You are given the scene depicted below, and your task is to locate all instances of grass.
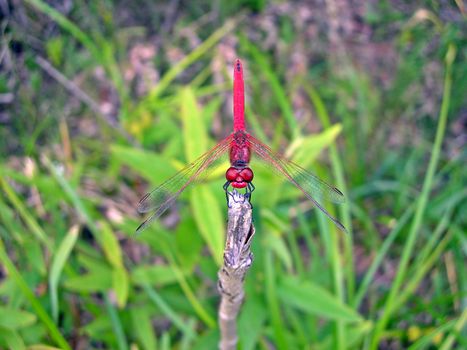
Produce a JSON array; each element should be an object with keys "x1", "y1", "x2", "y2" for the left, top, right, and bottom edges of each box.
[{"x1": 1, "y1": 1, "x2": 465, "y2": 349}]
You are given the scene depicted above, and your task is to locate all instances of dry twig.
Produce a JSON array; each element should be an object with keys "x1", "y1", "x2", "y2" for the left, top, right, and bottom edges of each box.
[{"x1": 217, "y1": 190, "x2": 255, "y2": 350}]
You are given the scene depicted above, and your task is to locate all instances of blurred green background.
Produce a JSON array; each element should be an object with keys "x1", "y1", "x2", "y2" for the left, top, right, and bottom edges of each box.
[{"x1": 0, "y1": 0, "x2": 465, "y2": 349}]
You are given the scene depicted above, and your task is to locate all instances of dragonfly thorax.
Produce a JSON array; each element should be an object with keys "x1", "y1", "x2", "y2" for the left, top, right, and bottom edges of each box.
[{"x1": 230, "y1": 131, "x2": 251, "y2": 165}]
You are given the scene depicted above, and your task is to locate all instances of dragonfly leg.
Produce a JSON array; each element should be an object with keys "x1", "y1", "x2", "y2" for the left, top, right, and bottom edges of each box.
[
  {"x1": 245, "y1": 182, "x2": 255, "y2": 202},
  {"x1": 223, "y1": 181, "x2": 233, "y2": 207}
]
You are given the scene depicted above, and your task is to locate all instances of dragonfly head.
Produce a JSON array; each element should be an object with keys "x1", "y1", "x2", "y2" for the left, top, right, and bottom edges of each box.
[{"x1": 226, "y1": 166, "x2": 254, "y2": 188}]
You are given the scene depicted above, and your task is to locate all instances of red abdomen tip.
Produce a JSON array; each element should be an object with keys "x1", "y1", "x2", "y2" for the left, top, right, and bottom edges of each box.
[{"x1": 235, "y1": 59, "x2": 242, "y2": 72}]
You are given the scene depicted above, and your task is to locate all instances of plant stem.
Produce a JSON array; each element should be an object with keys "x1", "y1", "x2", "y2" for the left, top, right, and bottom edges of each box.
[{"x1": 218, "y1": 190, "x2": 255, "y2": 350}]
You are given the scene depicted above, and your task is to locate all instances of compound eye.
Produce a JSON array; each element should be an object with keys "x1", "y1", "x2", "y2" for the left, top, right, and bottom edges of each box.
[
  {"x1": 240, "y1": 168, "x2": 254, "y2": 182},
  {"x1": 225, "y1": 167, "x2": 238, "y2": 181}
]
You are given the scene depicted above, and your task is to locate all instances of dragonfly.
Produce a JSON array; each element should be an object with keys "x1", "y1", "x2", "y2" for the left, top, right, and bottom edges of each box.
[{"x1": 137, "y1": 59, "x2": 345, "y2": 233}]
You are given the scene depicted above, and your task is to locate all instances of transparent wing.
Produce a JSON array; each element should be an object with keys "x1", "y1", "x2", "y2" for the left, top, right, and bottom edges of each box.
[
  {"x1": 247, "y1": 134, "x2": 346, "y2": 232},
  {"x1": 136, "y1": 134, "x2": 233, "y2": 233}
]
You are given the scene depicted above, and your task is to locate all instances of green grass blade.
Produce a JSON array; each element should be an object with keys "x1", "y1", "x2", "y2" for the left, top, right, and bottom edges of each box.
[
  {"x1": 353, "y1": 204, "x2": 415, "y2": 308},
  {"x1": 0, "y1": 308, "x2": 36, "y2": 329},
  {"x1": 278, "y1": 276, "x2": 363, "y2": 322},
  {"x1": 393, "y1": 228, "x2": 454, "y2": 311},
  {"x1": 95, "y1": 221, "x2": 129, "y2": 307},
  {"x1": 104, "y1": 294, "x2": 128, "y2": 350},
  {"x1": 95, "y1": 221, "x2": 124, "y2": 269},
  {"x1": 25, "y1": 0, "x2": 100, "y2": 60},
  {"x1": 0, "y1": 326, "x2": 26, "y2": 350},
  {"x1": 407, "y1": 319, "x2": 456, "y2": 350},
  {"x1": 264, "y1": 249, "x2": 288, "y2": 349},
  {"x1": 316, "y1": 212, "x2": 346, "y2": 349},
  {"x1": 160, "y1": 332, "x2": 171, "y2": 350},
  {"x1": 179, "y1": 318, "x2": 197, "y2": 350},
  {"x1": 162, "y1": 245, "x2": 216, "y2": 328},
  {"x1": 181, "y1": 87, "x2": 208, "y2": 160},
  {"x1": 112, "y1": 267, "x2": 129, "y2": 309},
  {"x1": 49, "y1": 225, "x2": 79, "y2": 322},
  {"x1": 180, "y1": 87, "x2": 224, "y2": 264},
  {"x1": 146, "y1": 16, "x2": 242, "y2": 101},
  {"x1": 305, "y1": 84, "x2": 355, "y2": 300},
  {"x1": 130, "y1": 308, "x2": 158, "y2": 350},
  {"x1": 238, "y1": 299, "x2": 267, "y2": 350},
  {"x1": 0, "y1": 238, "x2": 71, "y2": 350},
  {"x1": 42, "y1": 156, "x2": 96, "y2": 232},
  {"x1": 242, "y1": 38, "x2": 300, "y2": 139},
  {"x1": 190, "y1": 187, "x2": 224, "y2": 266},
  {"x1": 0, "y1": 177, "x2": 51, "y2": 249},
  {"x1": 25, "y1": 0, "x2": 129, "y2": 116},
  {"x1": 142, "y1": 284, "x2": 196, "y2": 339},
  {"x1": 369, "y1": 44, "x2": 457, "y2": 349},
  {"x1": 438, "y1": 308, "x2": 467, "y2": 350}
]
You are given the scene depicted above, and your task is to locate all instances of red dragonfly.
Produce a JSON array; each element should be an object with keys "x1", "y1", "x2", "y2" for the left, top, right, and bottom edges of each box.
[{"x1": 137, "y1": 59, "x2": 345, "y2": 233}]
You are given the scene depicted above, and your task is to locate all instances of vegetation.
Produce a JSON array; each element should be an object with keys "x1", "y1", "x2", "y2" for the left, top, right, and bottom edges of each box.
[{"x1": 0, "y1": 1, "x2": 465, "y2": 349}]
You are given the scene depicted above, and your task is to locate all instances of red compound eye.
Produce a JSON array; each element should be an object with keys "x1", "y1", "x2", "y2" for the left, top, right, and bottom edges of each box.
[
  {"x1": 225, "y1": 167, "x2": 238, "y2": 182},
  {"x1": 240, "y1": 168, "x2": 253, "y2": 182},
  {"x1": 226, "y1": 167, "x2": 253, "y2": 184}
]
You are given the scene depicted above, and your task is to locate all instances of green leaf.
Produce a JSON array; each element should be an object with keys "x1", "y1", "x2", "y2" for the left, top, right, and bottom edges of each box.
[
  {"x1": 175, "y1": 219, "x2": 204, "y2": 269},
  {"x1": 96, "y1": 221, "x2": 123, "y2": 269},
  {"x1": 264, "y1": 233, "x2": 293, "y2": 272},
  {"x1": 238, "y1": 298, "x2": 267, "y2": 350},
  {"x1": 131, "y1": 265, "x2": 188, "y2": 286},
  {"x1": 64, "y1": 272, "x2": 112, "y2": 292},
  {"x1": 77, "y1": 253, "x2": 110, "y2": 275},
  {"x1": 110, "y1": 144, "x2": 176, "y2": 184},
  {"x1": 42, "y1": 156, "x2": 95, "y2": 231},
  {"x1": 0, "y1": 326, "x2": 25, "y2": 350},
  {"x1": 0, "y1": 178, "x2": 50, "y2": 248},
  {"x1": 278, "y1": 276, "x2": 363, "y2": 322},
  {"x1": 25, "y1": 240, "x2": 46, "y2": 276},
  {"x1": 104, "y1": 294, "x2": 129, "y2": 350},
  {"x1": 82, "y1": 314, "x2": 112, "y2": 338},
  {"x1": 0, "y1": 308, "x2": 37, "y2": 329},
  {"x1": 49, "y1": 225, "x2": 79, "y2": 322},
  {"x1": 130, "y1": 308, "x2": 158, "y2": 350},
  {"x1": 112, "y1": 268, "x2": 129, "y2": 308},
  {"x1": 160, "y1": 332, "x2": 171, "y2": 350},
  {"x1": 45, "y1": 37, "x2": 64, "y2": 66},
  {"x1": 190, "y1": 186, "x2": 224, "y2": 266},
  {"x1": 180, "y1": 87, "x2": 207, "y2": 161},
  {"x1": 191, "y1": 329, "x2": 219, "y2": 350},
  {"x1": 264, "y1": 250, "x2": 287, "y2": 349},
  {"x1": 142, "y1": 284, "x2": 195, "y2": 339},
  {"x1": 179, "y1": 87, "x2": 225, "y2": 264},
  {"x1": 0, "y1": 238, "x2": 71, "y2": 350},
  {"x1": 347, "y1": 321, "x2": 373, "y2": 347},
  {"x1": 289, "y1": 124, "x2": 342, "y2": 167}
]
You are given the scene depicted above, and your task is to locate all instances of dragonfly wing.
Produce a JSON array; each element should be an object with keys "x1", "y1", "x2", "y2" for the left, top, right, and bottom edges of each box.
[
  {"x1": 136, "y1": 134, "x2": 232, "y2": 232},
  {"x1": 136, "y1": 195, "x2": 178, "y2": 233},
  {"x1": 247, "y1": 134, "x2": 346, "y2": 232},
  {"x1": 247, "y1": 134, "x2": 344, "y2": 203},
  {"x1": 277, "y1": 160, "x2": 345, "y2": 203}
]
